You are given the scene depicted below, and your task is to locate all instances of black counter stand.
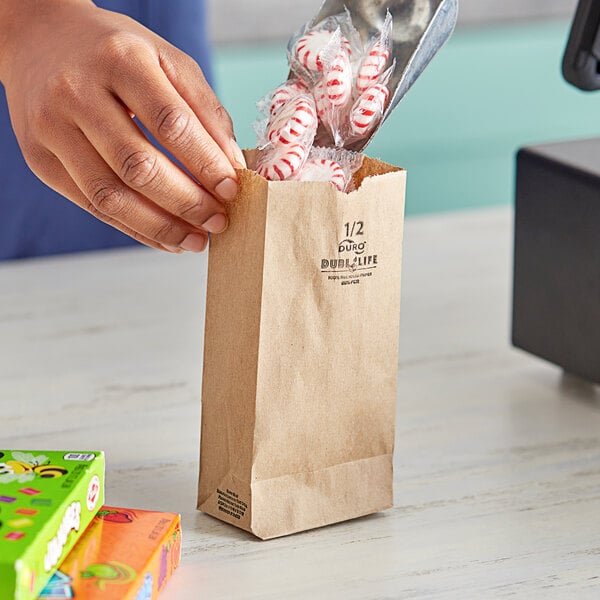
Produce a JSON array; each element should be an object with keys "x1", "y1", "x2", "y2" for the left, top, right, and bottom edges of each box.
[
  {"x1": 512, "y1": 140, "x2": 600, "y2": 384},
  {"x1": 512, "y1": 2, "x2": 600, "y2": 384}
]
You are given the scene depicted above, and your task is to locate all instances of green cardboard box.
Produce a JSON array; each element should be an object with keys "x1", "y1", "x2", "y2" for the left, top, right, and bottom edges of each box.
[{"x1": 0, "y1": 451, "x2": 105, "y2": 600}]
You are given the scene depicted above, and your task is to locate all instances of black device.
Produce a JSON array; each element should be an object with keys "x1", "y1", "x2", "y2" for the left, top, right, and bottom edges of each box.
[
  {"x1": 563, "y1": 0, "x2": 600, "y2": 91},
  {"x1": 512, "y1": 3, "x2": 600, "y2": 383},
  {"x1": 513, "y1": 140, "x2": 600, "y2": 384}
]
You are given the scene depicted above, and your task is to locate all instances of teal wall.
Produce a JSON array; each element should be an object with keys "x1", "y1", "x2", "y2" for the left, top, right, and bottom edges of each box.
[{"x1": 214, "y1": 20, "x2": 600, "y2": 215}]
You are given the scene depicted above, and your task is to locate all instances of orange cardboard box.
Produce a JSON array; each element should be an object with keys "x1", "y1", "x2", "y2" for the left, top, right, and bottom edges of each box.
[{"x1": 39, "y1": 506, "x2": 181, "y2": 599}]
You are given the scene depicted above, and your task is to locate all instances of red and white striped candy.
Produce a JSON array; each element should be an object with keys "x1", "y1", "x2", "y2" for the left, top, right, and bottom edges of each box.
[
  {"x1": 269, "y1": 81, "x2": 307, "y2": 117},
  {"x1": 267, "y1": 96, "x2": 317, "y2": 146},
  {"x1": 325, "y1": 49, "x2": 352, "y2": 106},
  {"x1": 295, "y1": 30, "x2": 334, "y2": 72},
  {"x1": 295, "y1": 30, "x2": 351, "y2": 72},
  {"x1": 350, "y1": 84, "x2": 390, "y2": 136},
  {"x1": 313, "y1": 79, "x2": 330, "y2": 121},
  {"x1": 257, "y1": 144, "x2": 308, "y2": 181},
  {"x1": 297, "y1": 158, "x2": 346, "y2": 191},
  {"x1": 356, "y1": 41, "x2": 391, "y2": 93}
]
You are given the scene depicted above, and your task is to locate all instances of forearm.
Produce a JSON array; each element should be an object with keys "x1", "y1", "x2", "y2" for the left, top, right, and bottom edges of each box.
[
  {"x1": 0, "y1": 0, "x2": 23, "y2": 80},
  {"x1": 0, "y1": 0, "x2": 94, "y2": 82}
]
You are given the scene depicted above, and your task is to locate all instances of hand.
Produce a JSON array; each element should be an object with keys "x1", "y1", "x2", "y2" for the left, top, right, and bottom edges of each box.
[{"x1": 0, "y1": 0, "x2": 246, "y2": 253}]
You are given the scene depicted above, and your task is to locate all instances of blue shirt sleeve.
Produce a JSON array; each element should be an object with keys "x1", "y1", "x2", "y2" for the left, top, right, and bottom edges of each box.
[{"x1": 0, "y1": 0, "x2": 213, "y2": 260}]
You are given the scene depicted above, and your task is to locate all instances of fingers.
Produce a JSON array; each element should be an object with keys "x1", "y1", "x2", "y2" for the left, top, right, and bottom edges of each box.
[
  {"x1": 37, "y1": 127, "x2": 210, "y2": 253},
  {"x1": 157, "y1": 44, "x2": 247, "y2": 170},
  {"x1": 109, "y1": 47, "x2": 242, "y2": 202},
  {"x1": 30, "y1": 150, "x2": 183, "y2": 253},
  {"x1": 74, "y1": 91, "x2": 229, "y2": 234}
]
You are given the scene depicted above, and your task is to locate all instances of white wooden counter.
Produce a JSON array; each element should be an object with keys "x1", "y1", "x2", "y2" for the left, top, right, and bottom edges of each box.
[{"x1": 1, "y1": 207, "x2": 599, "y2": 599}]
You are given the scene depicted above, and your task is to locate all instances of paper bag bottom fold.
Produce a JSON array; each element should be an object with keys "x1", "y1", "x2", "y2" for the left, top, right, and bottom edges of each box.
[{"x1": 199, "y1": 453, "x2": 393, "y2": 540}]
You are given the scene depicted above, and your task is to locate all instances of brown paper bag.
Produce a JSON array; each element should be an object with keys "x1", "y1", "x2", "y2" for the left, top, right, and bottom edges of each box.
[{"x1": 198, "y1": 153, "x2": 406, "y2": 539}]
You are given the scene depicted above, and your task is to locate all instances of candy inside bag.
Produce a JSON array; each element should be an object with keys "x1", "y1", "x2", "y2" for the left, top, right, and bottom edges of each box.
[
  {"x1": 256, "y1": 142, "x2": 311, "y2": 182},
  {"x1": 293, "y1": 146, "x2": 364, "y2": 192}
]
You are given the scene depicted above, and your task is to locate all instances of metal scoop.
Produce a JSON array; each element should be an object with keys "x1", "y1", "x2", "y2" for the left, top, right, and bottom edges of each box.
[{"x1": 313, "y1": 0, "x2": 459, "y2": 151}]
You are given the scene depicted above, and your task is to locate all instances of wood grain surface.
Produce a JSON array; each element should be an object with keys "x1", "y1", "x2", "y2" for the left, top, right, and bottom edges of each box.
[{"x1": 1, "y1": 207, "x2": 599, "y2": 599}]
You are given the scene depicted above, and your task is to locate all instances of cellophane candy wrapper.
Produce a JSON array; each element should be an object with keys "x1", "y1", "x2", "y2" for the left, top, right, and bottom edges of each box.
[
  {"x1": 293, "y1": 146, "x2": 364, "y2": 192},
  {"x1": 288, "y1": 11, "x2": 362, "y2": 148},
  {"x1": 344, "y1": 63, "x2": 394, "y2": 146},
  {"x1": 254, "y1": 10, "x2": 394, "y2": 191},
  {"x1": 255, "y1": 88, "x2": 318, "y2": 182}
]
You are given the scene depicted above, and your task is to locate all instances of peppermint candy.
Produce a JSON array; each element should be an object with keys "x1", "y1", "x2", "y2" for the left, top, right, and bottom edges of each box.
[
  {"x1": 267, "y1": 96, "x2": 318, "y2": 146},
  {"x1": 269, "y1": 81, "x2": 307, "y2": 118},
  {"x1": 296, "y1": 157, "x2": 346, "y2": 191},
  {"x1": 350, "y1": 84, "x2": 390, "y2": 136},
  {"x1": 313, "y1": 79, "x2": 329, "y2": 121},
  {"x1": 295, "y1": 30, "x2": 351, "y2": 73},
  {"x1": 257, "y1": 144, "x2": 308, "y2": 181},
  {"x1": 295, "y1": 30, "x2": 335, "y2": 72},
  {"x1": 255, "y1": 12, "x2": 396, "y2": 185},
  {"x1": 325, "y1": 50, "x2": 352, "y2": 107},
  {"x1": 356, "y1": 41, "x2": 391, "y2": 93}
]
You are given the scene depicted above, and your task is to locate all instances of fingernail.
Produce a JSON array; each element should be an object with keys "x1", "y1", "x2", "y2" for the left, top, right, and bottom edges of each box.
[
  {"x1": 215, "y1": 177, "x2": 238, "y2": 201},
  {"x1": 230, "y1": 139, "x2": 247, "y2": 169},
  {"x1": 202, "y1": 213, "x2": 229, "y2": 234},
  {"x1": 181, "y1": 233, "x2": 208, "y2": 253},
  {"x1": 163, "y1": 244, "x2": 183, "y2": 253}
]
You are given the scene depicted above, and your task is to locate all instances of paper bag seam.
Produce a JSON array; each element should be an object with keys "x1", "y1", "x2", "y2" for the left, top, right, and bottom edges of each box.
[{"x1": 249, "y1": 452, "x2": 393, "y2": 485}]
